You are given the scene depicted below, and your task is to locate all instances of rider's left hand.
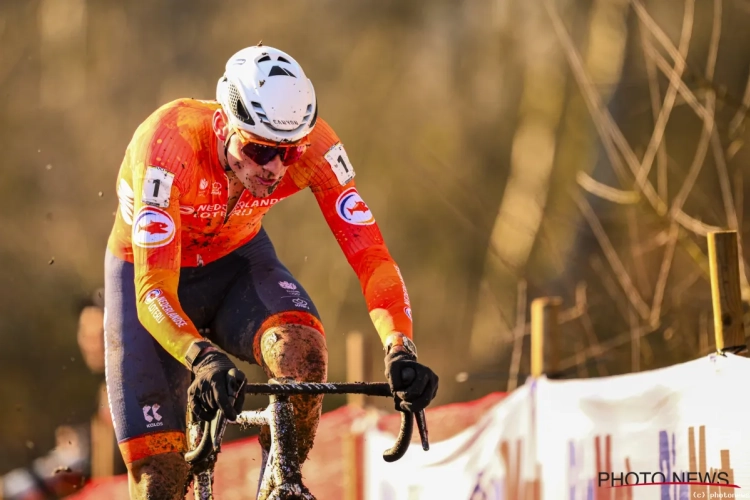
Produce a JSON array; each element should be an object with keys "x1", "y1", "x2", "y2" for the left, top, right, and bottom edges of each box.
[{"x1": 384, "y1": 349, "x2": 439, "y2": 414}]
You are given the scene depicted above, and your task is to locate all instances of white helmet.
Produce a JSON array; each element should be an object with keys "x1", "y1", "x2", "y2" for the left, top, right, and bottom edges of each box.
[{"x1": 216, "y1": 45, "x2": 318, "y2": 145}]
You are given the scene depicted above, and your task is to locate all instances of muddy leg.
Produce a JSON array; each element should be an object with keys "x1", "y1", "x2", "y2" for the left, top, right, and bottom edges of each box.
[
  {"x1": 256, "y1": 324, "x2": 328, "y2": 466},
  {"x1": 127, "y1": 452, "x2": 190, "y2": 500}
]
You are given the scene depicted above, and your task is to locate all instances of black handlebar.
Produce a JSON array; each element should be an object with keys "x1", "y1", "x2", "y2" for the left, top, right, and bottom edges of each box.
[
  {"x1": 241, "y1": 381, "x2": 394, "y2": 397},
  {"x1": 185, "y1": 381, "x2": 429, "y2": 465}
]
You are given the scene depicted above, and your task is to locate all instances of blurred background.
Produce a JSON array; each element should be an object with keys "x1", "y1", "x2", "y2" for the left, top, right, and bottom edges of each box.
[{"x1": 2, "y1": 0, "x2": 750, "y2": 494}]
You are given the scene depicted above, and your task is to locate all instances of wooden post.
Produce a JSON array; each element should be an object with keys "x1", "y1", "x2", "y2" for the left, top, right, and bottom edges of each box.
[
  {"x1": 90, "y1": 415, "x2": 114, "y2": 478},
  {"x1": 707, "y1": 231, "x2": 746, "y2": 354},
  {"x1": 530, "y1": 297, "x2": 562, "y2": 377},
  {"x1": 344, "y1": 331, "x2": 368, "y2": 500},
  {"x1": 343, "y1": 429, "x2": 365, "y2": 500},
  {"x1": 90, "y1": 382, "x2": 115, "y2": 478},
  {"x1": 346, "y1": 331, "x2": 367, "y2": 407}
]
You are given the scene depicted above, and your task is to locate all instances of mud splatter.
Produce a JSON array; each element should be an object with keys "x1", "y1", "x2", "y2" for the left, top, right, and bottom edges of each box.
[{"x1": 127, "y1": 452, "x2": 190, "y2": 500}]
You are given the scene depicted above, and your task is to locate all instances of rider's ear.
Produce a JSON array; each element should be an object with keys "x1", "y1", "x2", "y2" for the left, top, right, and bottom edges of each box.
[{"x1": 212, "y1": 109, "x2": 229, "y2": 142}]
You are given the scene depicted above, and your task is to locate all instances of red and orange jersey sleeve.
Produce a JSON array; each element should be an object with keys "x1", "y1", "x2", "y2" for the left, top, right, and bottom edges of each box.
[
  {"x1": 301, "y1": 121, "x2": 413, "y2": 348},
  {"x1": 126, "y1": 103, "x2": 204, "y2": 366}
]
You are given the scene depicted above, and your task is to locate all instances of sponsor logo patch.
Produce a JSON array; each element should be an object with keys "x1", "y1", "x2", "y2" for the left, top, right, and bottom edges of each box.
[
  {"x1": 335, "y1": 188, "x2": 375, "y2": 225},
  {"x1": 143, "y1": 404, "x2": 164, "y2": 428},
  {"x1": 185, "y1": 198, "x2": 278, "y2": 219},
  {"x1": 145, "y1": 288, "x2": 188, "y2": 327},
  {"x1": 394, "y1": 265, "x2": 411, "y2": 306},
  {"x1": 144, "y1": 289, "x2": 162, "y2": 305},
  {"x1": 279, "y1": 281, "x2": 297, "y2": 290},
  {"x1": 292, "y1": 298, "x2": 309, "y2": 309},
  {"x1": 133, "y1": 206, "x2": 175, "y2": 248}
]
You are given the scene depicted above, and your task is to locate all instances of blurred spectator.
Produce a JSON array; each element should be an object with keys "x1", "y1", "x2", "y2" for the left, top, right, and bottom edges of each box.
[
  {"x1": 1, "y1": 289, "x2": 125, "y2": 499},
  {"x1": 77, "y1": 301, "x2": 105, "y2": 375}
]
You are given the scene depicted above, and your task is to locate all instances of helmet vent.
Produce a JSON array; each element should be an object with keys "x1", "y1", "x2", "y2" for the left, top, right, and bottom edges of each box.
[
  {"x1": 277, "y1": 56, "x2": 290, "y2": 63},
  {"x1": 228, "y1": 82, "x2": 255, "y2": 125},
  {"x1": 257, "y1": 55, "x2": 271, "y2": 63},
  {"x1": 250, "y1": 101, "x2": 270, "y2": 124},
  {"x1": 268, "y1": 66, "x2": 296, "y2": 78}
]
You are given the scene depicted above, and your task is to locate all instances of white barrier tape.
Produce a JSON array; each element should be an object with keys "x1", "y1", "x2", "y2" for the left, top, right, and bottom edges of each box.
[{"x1": 363, "y1": 354, "x2": 750, "y2": 499}]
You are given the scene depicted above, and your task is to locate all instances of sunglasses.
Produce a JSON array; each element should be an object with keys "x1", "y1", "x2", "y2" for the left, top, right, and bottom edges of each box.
[{"x1": 240, "y1": 141, "x2": 309, "y2": 166}]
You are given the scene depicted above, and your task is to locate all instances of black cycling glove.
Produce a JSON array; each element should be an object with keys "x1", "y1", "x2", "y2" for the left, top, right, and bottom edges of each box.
[
  {"x1": 188, "y1": 350, "x2": 246, "y2": 421},
  {"x1": 384, "y1": 349, "x2": 439, "y2": 414}
]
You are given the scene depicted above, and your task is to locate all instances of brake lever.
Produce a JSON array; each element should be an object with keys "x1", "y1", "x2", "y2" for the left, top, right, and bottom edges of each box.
[
  {"x1": 210, "y1": 409, "x2": 227, "y2": 452},
  {"x1": 415, "y1": 410, "x2": 429, "y2": 451},
  {"x1": 184, "y1": 409, "x2": 225, "y2": 465}
]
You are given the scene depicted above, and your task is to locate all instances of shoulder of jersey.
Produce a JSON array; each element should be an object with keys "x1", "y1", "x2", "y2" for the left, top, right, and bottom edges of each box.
[
  {"x1": 138, "y1": 98, "x2": 220, "y2": 134},
  {"x1": 132, "y1": 99, "x2": 219, "y2": 187},
  {"x1": 306, "y1": 118, "x2": 340, "y2": 159},
  {"x1": 292, "y1": 117, "x2": 357, "y2": 189}
]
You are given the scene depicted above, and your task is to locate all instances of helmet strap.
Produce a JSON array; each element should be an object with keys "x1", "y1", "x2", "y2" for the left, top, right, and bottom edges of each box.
[{"x1": 222, "y1": 131, "x2": 236, "y2": 172}]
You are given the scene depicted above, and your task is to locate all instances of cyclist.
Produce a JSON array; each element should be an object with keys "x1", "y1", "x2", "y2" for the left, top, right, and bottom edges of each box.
[{"x1": 104, "y1": 44, "x2": 439, "y2": 498}]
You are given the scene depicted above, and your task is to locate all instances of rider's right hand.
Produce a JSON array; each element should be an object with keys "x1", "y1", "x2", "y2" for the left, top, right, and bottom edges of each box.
[{"x1": 188, "y1": 350, "x2": 247, "y2": 421}]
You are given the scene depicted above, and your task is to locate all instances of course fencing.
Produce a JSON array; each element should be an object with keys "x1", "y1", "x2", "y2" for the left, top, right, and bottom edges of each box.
[{"x1": 364, "y1": 352, "x2": 750, "y2": 499}]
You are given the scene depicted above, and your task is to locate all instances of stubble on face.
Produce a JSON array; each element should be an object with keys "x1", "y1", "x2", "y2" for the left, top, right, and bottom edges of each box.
[{"x1": 226, "y1": 140, "x2": 286, "y2": 198}]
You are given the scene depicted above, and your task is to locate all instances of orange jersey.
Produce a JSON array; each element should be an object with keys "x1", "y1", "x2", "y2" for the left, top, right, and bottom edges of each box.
[{"x1": 107, "y1": 98, "x2": 413, "y2": 366}]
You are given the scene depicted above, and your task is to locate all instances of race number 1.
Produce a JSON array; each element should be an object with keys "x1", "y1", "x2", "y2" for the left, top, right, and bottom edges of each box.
[
  {"x1": 142, "y1": 166, "x2": 174, "y2": 208},
  {"x1": 324, "y1": 142, "x2": 355, "y2": 186}
]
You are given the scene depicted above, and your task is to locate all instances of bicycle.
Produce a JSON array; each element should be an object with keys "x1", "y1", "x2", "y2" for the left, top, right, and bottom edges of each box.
[{"x1": 185, "y1": 376, "x2": 430, "y2": 500}]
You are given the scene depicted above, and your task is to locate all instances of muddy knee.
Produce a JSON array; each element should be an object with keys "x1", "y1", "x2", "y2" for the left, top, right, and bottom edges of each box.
[
  {"x1": 128, "y1": 452, "x2": 190, "y2": 500},
  {"x1": 256, "y1": 324, "x2": 328, "y2": 463}
]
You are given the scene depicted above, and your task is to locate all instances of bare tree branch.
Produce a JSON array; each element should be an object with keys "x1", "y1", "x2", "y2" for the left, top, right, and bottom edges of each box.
[
  {"x1": 672, "y1": 265, "x2": 704, "y2": 303},
  {"x1": 675, "y1": 227, "x2": 712, "y2": 277},
  {"x1": 544, "y1": 0, "x2": 667, "y2": 214},
  {"x1": 646, "y1": 42, "x2": 711, "y2": 121},
  {"x1": 628, "y1": 207, "x2": 652, "y2": 301},
  {"x1": 576, "y1": 341, "x2": 590, "y2": 378},
  {"x1": 670, "y1": 111, "x2": 714, "y2": 215},
  {"x1": 735, "y1": 168, "x2": 749, "y2": 300},
  {"x1": 633, "y1": 229, "x2": 670, "y2": 257},
  {"x1": 639, "y1": 21, "x2": 669, "y2": 202},
  {"x1": 650, "y1": 222, "x2": 679, "y2": 325},
  {"x1": 712, "y1": 132, "x2": 737, "y2": 231},
  {"x1": 558, "y1": 322, "x2": 659, "y2": 372},
  {"x1": 631, "y1": 0, "x2": 690, "y2": 69},
  {"x1": 506, "y1": 279, "x2": 527, "y2": 392},
  {"x1": 706, "y1": 0, "x2": 722, "y2": 79},
  {"x1": 699, "y1": 310, "x2": 710, "y2": 355},
  {"x1": 673, "y1": 209, "x2": 723, "y2": 236},
  {"x1": 575, "y1": 192, "x2": 651, "y2": 320},
  {"x1": 575, "y1": 282, "x2": 608, "y2": 376},
  {"x1": 630, "y1": 306, "x2": 640, "y2": 372},
  {"x1": 576, "y1": 171, "x2": 640, "y2": 204},
  {"x1": 634, "y1": 0, "x2": 695, "y2": 191},
  {"x1": 590, "y1": 259, "x2": 635, "y2": 328}
]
